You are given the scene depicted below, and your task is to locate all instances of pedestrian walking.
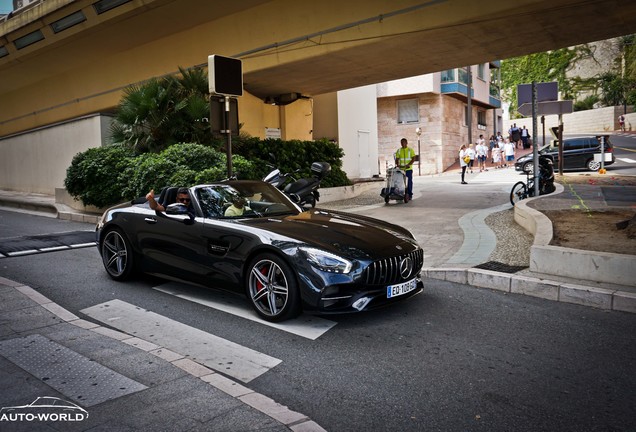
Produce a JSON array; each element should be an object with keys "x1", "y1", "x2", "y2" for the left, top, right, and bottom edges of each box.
[
  {"x1": 503, "y1": 138, "x2": 515, "y2": 167},
  {"x1": 467, "y1": 143, "x2": 476, "y2": 173},
  {"x1": 459, "y1": 144, "x2": 468, "y2": 184},
  {"x1": 476, "y1": 139, "x2": 488, "y2": 172},
  {"x1": 492, "y1": 141, "x2": 502, "y2": 168},
  {"x1": 489, "y1": 135, "x2": 496, "y2": 163},
  {"x1": 509, "y1": 123, "x2": 521, "y2": 148},
  {"x1": 521, "y1": 126, "x2": 530, "y2": 149},
  {"x1": 618, "y1": 114, "x2": 625, "y2": 131},
  {"x1": 395, "y1": 138, "x2": 416, "y2": 203}
]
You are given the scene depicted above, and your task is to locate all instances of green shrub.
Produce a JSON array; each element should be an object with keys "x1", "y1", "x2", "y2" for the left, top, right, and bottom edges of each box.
[
  {"x1": 231, "y1": 137, "x2": 351, "y2": 187},
  {"x1": 64, "y1": 143, "x2": 136, "y2": 208},
  {"x1": 65, "y1": 139, "x2": 350, "y2": 209}
]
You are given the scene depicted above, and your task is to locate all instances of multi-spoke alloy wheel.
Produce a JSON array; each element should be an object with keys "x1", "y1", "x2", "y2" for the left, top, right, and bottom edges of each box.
[
  {"x1": 101, "y1": 229, "x2": 134, "y2": 280},
  {"x1": 247, "y1": 253, "x2": 300, "y2": 322}
]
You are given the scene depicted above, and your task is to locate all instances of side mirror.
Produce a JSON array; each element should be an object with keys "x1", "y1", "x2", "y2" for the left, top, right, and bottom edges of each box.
[
  {"x1": 166, "y1": 203, "x2": 189, "y2": 215},
  {"x1": 165, "y1": 203, "x2": 195, "y2": 224}
]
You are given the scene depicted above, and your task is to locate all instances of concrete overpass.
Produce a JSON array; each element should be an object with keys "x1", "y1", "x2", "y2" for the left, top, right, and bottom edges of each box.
[{"x1": 1, "y1": 0, "x2": 635, "y2": 137}]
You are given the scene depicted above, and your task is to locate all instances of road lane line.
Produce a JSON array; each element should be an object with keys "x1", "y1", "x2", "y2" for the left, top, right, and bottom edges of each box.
[
  {"x1": 617, "y1": 157, "x2": 636, "y2": 163},
  {"x1": 81, "y1": 299, "x2": 281, "y2": 383},
  {"x1": 153, "y1": 282, "x2": 336, "y2": 340}
]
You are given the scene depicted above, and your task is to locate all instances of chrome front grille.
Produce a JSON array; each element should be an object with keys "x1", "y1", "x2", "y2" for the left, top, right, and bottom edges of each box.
[{"x1": 363, "y1": 248, "x2": 424, "y2": 286}]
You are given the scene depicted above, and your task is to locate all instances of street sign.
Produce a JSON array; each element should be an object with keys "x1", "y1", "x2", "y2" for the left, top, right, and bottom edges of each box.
[
  {"x1": 518, "y1": 82, "x2": 558, "y2": 108},
  {"x1": 210, "y1": 96, "x2": 238, "y2": 137},
  {"x1": 518, "y1": 100, "x2": 573, "y2": 117},
  {"x1": 208, "y1": 55, "x2": 243, "y2": 97}
]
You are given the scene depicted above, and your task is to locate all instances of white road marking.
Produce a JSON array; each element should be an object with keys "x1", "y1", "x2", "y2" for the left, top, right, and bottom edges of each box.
[
  {"x1": 617, "y1": 157, "x2": 636, "y2": 163},
  {"x1": 81, "y1": 299, "x2": 282, "y2": 383},
  {"x1": 153, "y1": 282, "x2": 336, "y2": 340}
]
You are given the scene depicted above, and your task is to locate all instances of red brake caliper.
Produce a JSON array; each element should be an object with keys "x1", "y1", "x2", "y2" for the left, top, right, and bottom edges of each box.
[{"x1": 256, "y1": 265, "x2": 268, "y2": 292}]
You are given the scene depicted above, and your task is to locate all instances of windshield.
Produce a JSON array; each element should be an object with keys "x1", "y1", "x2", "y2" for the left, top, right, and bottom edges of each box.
[{"x1": 195, "y1": 181, "x2": 300, "y2": 219}]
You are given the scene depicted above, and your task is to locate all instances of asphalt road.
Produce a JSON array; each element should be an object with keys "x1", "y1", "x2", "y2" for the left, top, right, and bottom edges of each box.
[{"x1": 1, "y1": 209, "x2": 635, "y2": 431}]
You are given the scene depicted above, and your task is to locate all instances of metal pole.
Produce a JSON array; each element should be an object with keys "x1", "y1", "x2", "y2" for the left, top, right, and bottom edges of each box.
[
  {"x1": 532, "y1": 81, "x2": 539, "y2": 197},
  {"x1": 415, "y1": 127, "x2": 422, "y2": 176},
  {"x1": 600, "y1": 135, "x2": 606, "y2": 173},
  {"x1": 467, "y1": 66, "x2": 472, "y2": 145},
  {"x1": 558, "y1": 115, "x2": 564, "y2": 175},
  {"x1": 541, "y1": 115, "x2": 545, "y2": 148},
  {"x1": 417, "y1": 136, "x2": 421, "y2": 176},
  {"x1": 224, "y1": 96, "x2": 232, "y2": 177}
]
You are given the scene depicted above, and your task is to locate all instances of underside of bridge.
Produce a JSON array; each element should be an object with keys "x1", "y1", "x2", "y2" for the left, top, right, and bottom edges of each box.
[{"x1": 1, "y1": 0, "x2": 635, "y2": 134}]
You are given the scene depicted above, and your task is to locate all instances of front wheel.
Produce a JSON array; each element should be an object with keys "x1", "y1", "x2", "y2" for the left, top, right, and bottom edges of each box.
[
  {"x1": 523, "y1": 161, "x2": 534, "y2": 174},
  {"x1": 510, "y1": 181, "x2": 527, "y2": 206},
  {"x1": 101, "y1": 228, "x2": 135, "y2": 280},
  {"x1": 246, "y1": 253, "x2": 301, "y2": 322}
]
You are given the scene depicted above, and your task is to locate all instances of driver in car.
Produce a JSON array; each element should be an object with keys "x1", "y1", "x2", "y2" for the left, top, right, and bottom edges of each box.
[{"x1": 146, "y1": 187, "x2": 191, "y2": 212}]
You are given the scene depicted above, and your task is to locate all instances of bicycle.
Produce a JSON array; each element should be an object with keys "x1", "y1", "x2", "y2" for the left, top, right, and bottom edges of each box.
[{"x1": 509, "y1": 156, "x2": 556, "y2": 206}]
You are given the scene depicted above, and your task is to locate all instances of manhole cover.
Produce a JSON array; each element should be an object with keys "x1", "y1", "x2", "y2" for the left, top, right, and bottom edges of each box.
[{"x1": 473, "y1": 261, "x2": 527, "y2": 274}]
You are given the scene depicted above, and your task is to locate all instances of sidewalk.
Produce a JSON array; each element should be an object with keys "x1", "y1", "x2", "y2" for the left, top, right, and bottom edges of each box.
[{"x1": 0, "y1": 277, "x2": 324, "y2": 431}]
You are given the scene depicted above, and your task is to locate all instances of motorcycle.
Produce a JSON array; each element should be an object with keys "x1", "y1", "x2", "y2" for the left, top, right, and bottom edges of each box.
[{"x1": 263, "y1": 161, "x2": 331, "y2": 208}]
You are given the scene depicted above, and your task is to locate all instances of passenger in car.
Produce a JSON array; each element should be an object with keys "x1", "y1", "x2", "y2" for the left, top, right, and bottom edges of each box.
[{"x1": 224, "y1": 196, "x2": 250, "y2": 217}]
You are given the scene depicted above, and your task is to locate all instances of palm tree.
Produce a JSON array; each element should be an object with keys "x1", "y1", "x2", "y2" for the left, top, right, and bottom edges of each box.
[{"x1": 110, "y1": 66, "x2": 212, "y2": 153}]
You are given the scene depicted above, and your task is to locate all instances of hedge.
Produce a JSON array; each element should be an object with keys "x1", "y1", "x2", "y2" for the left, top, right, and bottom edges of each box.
[{"x1": 65, "y1": 139, "x2": 351, "y2": 209}]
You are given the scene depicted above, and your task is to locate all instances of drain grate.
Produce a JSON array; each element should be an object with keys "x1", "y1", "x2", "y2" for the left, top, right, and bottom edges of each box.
[
  {"x1": 0, "y1": 334, "x2": 147, "y2": 407},
  {"x1": 474, "y1": 261, "x2": 528, "y2": 274}
]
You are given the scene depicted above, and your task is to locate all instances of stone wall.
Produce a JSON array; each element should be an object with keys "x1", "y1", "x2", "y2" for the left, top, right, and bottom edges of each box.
[{"x1": 504, "y1": 106, "x2": 635, "y2": 137}]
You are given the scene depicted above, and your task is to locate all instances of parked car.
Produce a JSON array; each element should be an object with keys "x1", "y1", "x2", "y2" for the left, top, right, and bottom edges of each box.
[
  {"x1": 515, "y1": 135, "x2": 615, "y2": 173},
  {"x1": 96, "y1": 180, "x2": 424, "y2": 322}
]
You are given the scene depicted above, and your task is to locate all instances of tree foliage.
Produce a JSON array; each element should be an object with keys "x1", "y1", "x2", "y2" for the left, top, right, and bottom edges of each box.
[
  {"x1": 501, "y1": 37, "x2": 636, "y2": 115},
  {"x1": 109, "y1": 67, "x2": 212, "y2": 152},
  {"x1": 500, "y1": 46, "x2": 592, "y2": 115}
]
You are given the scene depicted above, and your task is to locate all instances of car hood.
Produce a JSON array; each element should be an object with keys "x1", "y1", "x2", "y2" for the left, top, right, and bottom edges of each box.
[
  {"x1": 241, "y1": 209, "x2": 420, "y2": 259},
  {"x1": 517, "y1": 146, "x2": 552, "y2": 161}
]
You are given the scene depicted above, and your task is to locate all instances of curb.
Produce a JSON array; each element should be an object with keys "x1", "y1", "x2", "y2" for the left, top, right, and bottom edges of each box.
[
  {"x1": 514, "y1": 183, "x2": 636, "y2": 287},
  {"x1": 423, "y1": 268, "x2": 636, "y2": 313},
  {"x1": 1, "y1": 277, "x2": 326, "y2": 432}
]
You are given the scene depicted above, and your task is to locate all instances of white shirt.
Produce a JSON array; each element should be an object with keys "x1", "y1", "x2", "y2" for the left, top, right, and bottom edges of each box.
[{"x1": 504, "y1": 142, "x2": 515, "y2": 156}]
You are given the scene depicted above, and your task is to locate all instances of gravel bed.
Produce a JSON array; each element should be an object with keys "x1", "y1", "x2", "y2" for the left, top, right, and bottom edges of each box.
[{"x1": 484, "y1": 208, "x2": 533, "y2": 266}]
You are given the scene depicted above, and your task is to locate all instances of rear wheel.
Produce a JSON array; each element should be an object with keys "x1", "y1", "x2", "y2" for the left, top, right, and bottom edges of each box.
[
  {"x1": 587, "y1": 159, "x2": 601, "y2": 171},
  {"x1": 101, "y1": 228, "x2": 135, "y2": 280},
  {"x1": 510, "y1": 181, "x2": 527, "y2": 206},
  {"x1": 246, "y1": 253, "x2": 301, "y2": 322}
]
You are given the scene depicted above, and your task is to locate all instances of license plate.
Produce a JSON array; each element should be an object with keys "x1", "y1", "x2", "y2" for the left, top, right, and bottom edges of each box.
[{"x1": 387, "y1": 278, "x2": 417, "y2": 298}]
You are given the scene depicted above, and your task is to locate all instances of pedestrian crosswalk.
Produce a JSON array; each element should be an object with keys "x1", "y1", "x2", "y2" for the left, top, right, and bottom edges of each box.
[
  {"x1": 79, "y1": 284, "x2": 339, "y2": 384},
  {"x1": 617, "y1": 157, "x2": 636, "y2": 164},
  {"x1": 81, "y1": 299, "x2": 283, "y2": 383},
  {"x1": 153, "y1": 282, "x2": 337, "y2": 340}
]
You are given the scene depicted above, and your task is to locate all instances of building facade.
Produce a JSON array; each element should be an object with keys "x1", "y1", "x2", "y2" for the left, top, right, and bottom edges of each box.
[{"x1": 326, "y1": 62, "x2": 501, "y2": 180}]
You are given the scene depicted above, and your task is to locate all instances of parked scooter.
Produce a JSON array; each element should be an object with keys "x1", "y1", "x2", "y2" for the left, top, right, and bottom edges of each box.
[{"x1": 263, "y1": 161, "x2": 331, "y2": 208}]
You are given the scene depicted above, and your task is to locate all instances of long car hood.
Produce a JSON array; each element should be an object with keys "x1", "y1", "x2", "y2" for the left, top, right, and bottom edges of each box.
[{"x1": 241, "y1": 209, "x2": 420, "y2": 259}]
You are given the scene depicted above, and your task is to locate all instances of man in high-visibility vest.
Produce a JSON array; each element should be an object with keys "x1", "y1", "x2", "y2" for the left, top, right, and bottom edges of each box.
[{"x1": 395, "y1": 138, "x2": 416, "y2": 203}]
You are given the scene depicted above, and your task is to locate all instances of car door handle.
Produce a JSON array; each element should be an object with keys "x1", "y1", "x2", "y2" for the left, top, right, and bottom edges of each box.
[{"x1": 144, "y1": 217, "x2": 157, "y2": 224}]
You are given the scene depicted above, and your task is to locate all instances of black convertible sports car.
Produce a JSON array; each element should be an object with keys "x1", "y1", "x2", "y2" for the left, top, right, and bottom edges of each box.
[{"x1": 96, "y1": 180, "x2": 424, "y2": 322}]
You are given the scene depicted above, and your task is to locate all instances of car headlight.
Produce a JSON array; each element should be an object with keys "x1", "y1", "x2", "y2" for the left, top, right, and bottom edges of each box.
[{"x1": 300, "y1": 247, "x2": 352, "y2": 274}]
